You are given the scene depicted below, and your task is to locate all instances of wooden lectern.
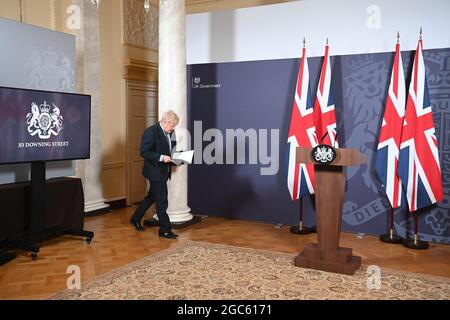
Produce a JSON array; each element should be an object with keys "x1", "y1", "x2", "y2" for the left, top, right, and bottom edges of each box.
[{"x1": 295, "y1": 147, "x2": 367, "y2": 275}]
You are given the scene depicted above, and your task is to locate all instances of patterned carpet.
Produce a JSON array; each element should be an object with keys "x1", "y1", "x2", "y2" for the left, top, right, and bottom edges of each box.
[{"x1": 50, "y1": 241, "x2": 450, "y2": 300}]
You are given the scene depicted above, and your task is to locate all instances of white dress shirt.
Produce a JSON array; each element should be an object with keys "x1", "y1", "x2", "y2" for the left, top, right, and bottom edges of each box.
[{"x1": 159, "y1": 122, "x2": 172, "y2": 162}]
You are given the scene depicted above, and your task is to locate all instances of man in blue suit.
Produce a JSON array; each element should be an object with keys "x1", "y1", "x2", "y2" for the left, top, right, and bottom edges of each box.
[{"x1": 130, "y1": 111, "x2": 179, "y2": 239}]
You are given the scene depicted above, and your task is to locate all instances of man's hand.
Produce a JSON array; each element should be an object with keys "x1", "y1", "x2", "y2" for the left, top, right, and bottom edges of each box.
[{"x1": 163, "y1": 155, "x2": 173, "y2": 163}]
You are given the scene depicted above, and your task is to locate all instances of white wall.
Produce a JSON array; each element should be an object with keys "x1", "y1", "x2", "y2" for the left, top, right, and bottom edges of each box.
[{"x1": 187, "y1": 0, "x2": 450, "y2": 64}]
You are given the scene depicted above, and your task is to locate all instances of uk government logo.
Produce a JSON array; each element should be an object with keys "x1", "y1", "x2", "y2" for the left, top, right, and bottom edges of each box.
[
  {"x1": 26, "y1": 101, "x2": 63, "y2": 139},
  {"x1": 192, "y1": 76, "x2": 221, "y2": 89}
]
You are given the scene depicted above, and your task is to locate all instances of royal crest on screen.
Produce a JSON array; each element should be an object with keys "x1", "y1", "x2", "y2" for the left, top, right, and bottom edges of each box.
[{"x1": 26, "y1": 101, "x2": 63, "y2": 139}]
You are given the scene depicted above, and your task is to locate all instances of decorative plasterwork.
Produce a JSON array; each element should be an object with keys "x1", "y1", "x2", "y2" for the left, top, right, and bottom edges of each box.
[
  {"x1": 50, "y1": 0, "x2": 57, "y2": 30},
  {"x1": 123, "y1": 58, "x2": 158, "y2": 83},
  {"x1": 122, "y1": 0, "x2": 158, "y2": 50}
]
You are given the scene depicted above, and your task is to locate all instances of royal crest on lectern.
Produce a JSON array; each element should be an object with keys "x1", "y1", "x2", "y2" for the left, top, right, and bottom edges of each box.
[
  {"x1": 26, "y1": 101, "x2": 63, "y2": 139},
  {"x1": 312, "y1": 144, "x2": 337, "y2": 165}
]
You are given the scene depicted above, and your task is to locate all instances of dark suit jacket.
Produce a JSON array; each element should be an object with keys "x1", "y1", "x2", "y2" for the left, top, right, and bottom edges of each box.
[{"x1": 140, "y1": 123, "x2": 177, "y2": 182}]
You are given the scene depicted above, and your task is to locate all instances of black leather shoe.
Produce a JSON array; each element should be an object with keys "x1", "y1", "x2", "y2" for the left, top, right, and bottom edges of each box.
[
  {"x1": 159, "y1": 232, "x2": 178, "y2": 239},
  {"x1": 130, "y1": 220, "x2": 145, "y2": 232}
]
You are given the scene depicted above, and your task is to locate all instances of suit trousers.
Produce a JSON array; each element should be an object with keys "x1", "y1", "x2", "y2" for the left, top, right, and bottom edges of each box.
[{"x1": 131, "y1": 180, "x2": 171, "y2": 233}]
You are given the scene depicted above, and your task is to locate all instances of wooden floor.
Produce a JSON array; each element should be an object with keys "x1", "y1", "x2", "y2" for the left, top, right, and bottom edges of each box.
[{"x1": 1, "y1": 206, "x2": 449, "y2": 300}]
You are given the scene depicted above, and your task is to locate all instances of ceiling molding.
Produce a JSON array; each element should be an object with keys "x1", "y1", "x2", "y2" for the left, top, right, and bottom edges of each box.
[{"x1": 186, "y1": 0, "x2": 298, "y2": 14}]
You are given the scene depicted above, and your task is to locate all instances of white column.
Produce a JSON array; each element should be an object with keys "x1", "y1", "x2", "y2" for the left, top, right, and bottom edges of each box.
[
  {"x1": 75, "y1": 0, "x2": 109, "y2": 213},
  {"x1": 158, "y1": 0, "x2": 192, "y2": 222}
]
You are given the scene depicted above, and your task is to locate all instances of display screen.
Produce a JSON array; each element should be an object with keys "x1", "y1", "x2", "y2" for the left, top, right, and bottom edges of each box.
[{"x1": 0, "y1": 86, "x2": 91, "y2": 164}]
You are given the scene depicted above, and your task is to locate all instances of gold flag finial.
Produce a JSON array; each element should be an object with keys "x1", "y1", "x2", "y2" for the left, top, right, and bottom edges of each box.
[{"x1": 397, "y1": 31, "x2": 400, "y2": 44}]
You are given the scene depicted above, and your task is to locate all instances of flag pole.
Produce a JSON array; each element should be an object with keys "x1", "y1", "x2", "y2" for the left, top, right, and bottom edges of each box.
[
  {"x1": 290, "y1": 37, "x2": 312, "y2": 238},
  {"x1": 400, "y1": 27, "x2": 433, "y2": 251},
  {"x1": 379, "y1": 207, "x2": 403, "y2": 244},
  {"x1": 403, "y1": 213, "x2": 429, "y2": 250},
  {"x1": 378, "y1": 31, "x2": 404, "y2": 245},
  {"x1": 290, "y1": 197, "x2": 312, "y2": 235},
  {"x1": 290, "y1": 37, "x2": 313, "y2": 236}
]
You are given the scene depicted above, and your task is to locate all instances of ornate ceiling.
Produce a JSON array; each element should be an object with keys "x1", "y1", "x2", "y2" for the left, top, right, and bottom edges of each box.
[{"x1": 186, "y1": 0, "x2": 298, "y2": 14}]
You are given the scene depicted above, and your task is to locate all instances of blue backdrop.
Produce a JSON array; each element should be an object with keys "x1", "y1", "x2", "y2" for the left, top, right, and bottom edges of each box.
[{"x1": 187, "y1": 48, "x2": 450, "y2": 244}]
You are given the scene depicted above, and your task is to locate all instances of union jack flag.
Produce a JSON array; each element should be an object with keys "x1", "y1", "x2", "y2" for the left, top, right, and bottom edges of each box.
[
  {"x1": 313, "y1": 43, "x2": 338, "y2": 147},
  {"x1": 398, "y1": 38, "x2": 443, "y2": 212},
  {"x1": 375, "y1": 39, "x2": 406, "y2": 209},
  {"x1": 286, "y1": 45, "x2": 317, "y2": 200}
]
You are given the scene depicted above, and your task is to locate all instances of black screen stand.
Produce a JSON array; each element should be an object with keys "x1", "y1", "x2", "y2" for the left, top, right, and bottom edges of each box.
[
  {"x1": 22, "y1": 161, "x2": 46, "y2": 259},
  {"x1": 26, "y1": 161, "x2": 94, "y2": 251},
  {"x1": 4, "y1": 161, "x2": 94, "y2": 261},
  {"x1": 1, "y1": 162, "x2": 43, "y2": 260},
  {"x1": 0, "y1": 250, "x2": 17, "y2": 267},
  {"x1": 30, "y1": 161, "x2": 46, "y2": 237}
]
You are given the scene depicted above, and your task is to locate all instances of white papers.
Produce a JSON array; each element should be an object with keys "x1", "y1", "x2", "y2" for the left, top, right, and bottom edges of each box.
[{"x1": 171, "y1": 150, "x2": 194, "y2": 165}]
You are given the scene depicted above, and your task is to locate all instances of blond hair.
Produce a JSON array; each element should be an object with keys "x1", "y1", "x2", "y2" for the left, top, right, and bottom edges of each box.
[{"x1": 161, "y1": 110, "x2": 179, "y2": 125}]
